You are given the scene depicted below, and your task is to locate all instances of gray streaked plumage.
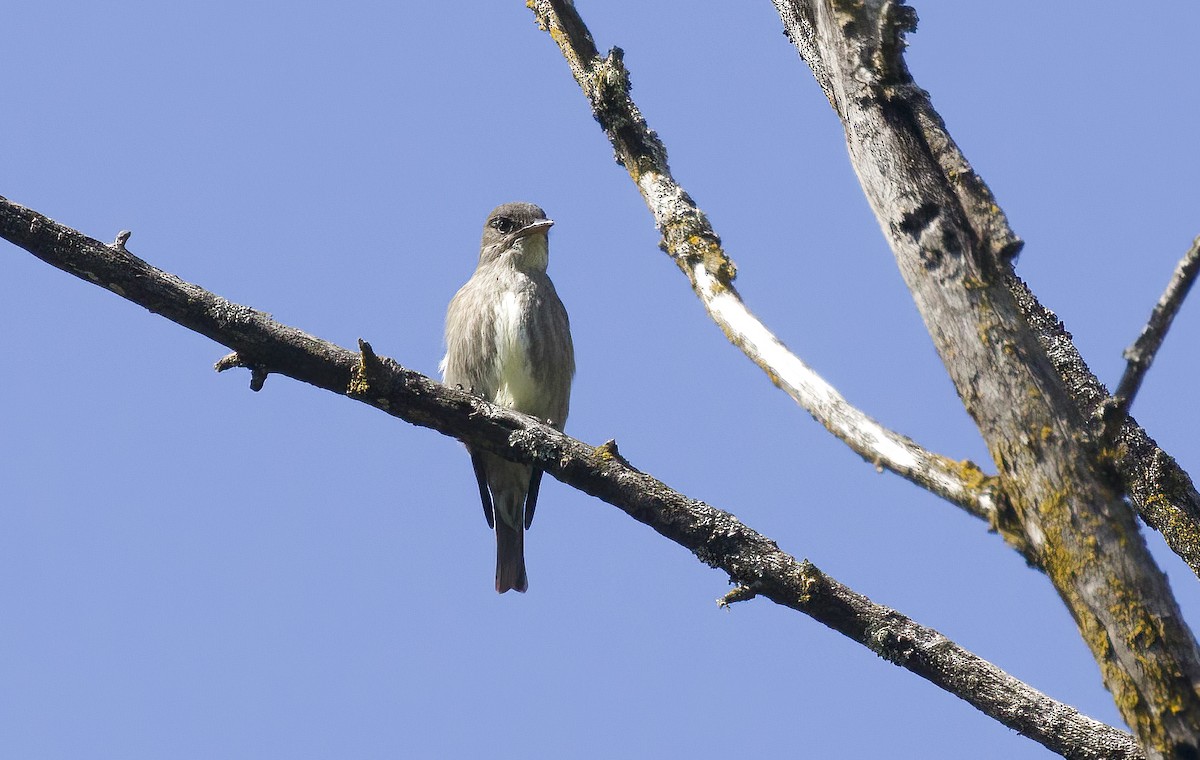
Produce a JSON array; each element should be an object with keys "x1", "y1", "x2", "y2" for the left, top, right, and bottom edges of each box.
[{"x1": 441, "y1": 202, "x2": 575, "y2": 593}]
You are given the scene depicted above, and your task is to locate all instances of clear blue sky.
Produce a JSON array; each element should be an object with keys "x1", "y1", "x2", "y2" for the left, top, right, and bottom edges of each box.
[{"x1": 3, "y1": 2, "x2": 1199, "y2": 758}]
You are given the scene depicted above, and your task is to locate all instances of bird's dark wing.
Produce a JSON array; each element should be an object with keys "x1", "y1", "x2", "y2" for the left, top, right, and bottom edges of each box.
[
  {"x1": 523, "y1": 468, "x2": 544, "y2": 529},
  {"x1": 470, "y1": 450, "x2": 495, "y2": 528}
]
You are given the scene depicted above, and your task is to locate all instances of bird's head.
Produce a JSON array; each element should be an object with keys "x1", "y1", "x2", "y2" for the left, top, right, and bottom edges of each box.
[{"x1": 478, "y1": 202, "x2": 554, "y2": 272}]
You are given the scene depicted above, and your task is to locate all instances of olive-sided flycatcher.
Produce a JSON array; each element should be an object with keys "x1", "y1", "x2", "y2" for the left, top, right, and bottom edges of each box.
[{"x1": 441, "y1": 202, "x2": 575, "y2": 593}]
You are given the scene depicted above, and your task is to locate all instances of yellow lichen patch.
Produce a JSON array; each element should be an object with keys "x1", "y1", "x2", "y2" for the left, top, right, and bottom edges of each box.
[
  {"x1": 544, "y1": 13, "x2": 570, "y2": 50},
  {"x1": 1121, "y1": 606, "x2": 1161, "y2": 651},
  {"x1": 705, "y1": 275, "x2": 729, "y2": 297},
  {"x1": 1037, "y1": 487, "x2": 1075, "y2": 531},
  {"x1": 593, "y1": 439, "x2": 620, "y2": 461},
  {"x1": 975, "y1": 320, "x2": 999, "y2": 348},
  {"x1": 347, "y1": 358, "x2": 371, "y2": 397},
  {"x1": 1032, "y1": 484, "x2": 1196, "y2": 748},
  {"x1": 950, "y1": 458, "x2": 990, "y2": 491},
  {"x1": 714, "y1": 254, "x2": 738, "y2": 283}
]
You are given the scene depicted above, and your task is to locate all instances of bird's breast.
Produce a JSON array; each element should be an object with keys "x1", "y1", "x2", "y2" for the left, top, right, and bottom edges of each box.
[{"x1": 492, "y1": 289, "x2": 540, "y2": 412}]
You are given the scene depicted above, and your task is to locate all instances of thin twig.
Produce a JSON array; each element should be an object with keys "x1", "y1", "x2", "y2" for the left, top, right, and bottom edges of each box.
[
  {"x1": 0, "y1": 194, "x2": 1141, "y2": 760},
  {"x1": 1104, "y1": 236, "x2": 1200, "y2": 440},
  {"x1": 525, "y1": 0, "x2": 1004, "y2": 534},
  {"x1": 717, "y1": 584, "x2": 758, "y2": 608},
  {"x1": 215, "y1": 351, "x2": 270, "y2": 390}
]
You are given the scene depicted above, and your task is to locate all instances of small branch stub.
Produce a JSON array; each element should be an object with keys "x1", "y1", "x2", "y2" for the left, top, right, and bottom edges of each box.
[
  {"x1": 717, "y1": 584, "x2": 758, "y2": 609},
  {"x1": 249, "y1": 366, "x2": 268, "y2": 392},
  {"x1": 112, "y1": 230, "x2": 131, "y2": 250},
  {"x1": 214, "y1": 351, "x2": 269, "y2": 391},
  {"x1": 350, "y1": 339, "x2": 382, "y2": 398},
  {"x1": 594, "y1": 438, "x2": 636, "y2": 470}
]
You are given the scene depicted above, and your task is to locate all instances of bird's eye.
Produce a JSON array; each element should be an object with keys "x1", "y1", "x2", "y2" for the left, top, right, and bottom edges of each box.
[{"x1": 491, "y1": 216, "x2": 515, "y2": 234}]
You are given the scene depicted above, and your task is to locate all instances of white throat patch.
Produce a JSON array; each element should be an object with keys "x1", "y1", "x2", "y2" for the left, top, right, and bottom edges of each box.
[{"x1": 508, "y1": 233, "x2": 549, "y2": 272}]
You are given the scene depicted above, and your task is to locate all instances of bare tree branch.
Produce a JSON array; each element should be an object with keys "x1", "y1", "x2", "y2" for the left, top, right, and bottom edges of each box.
[
  {"x1": 1104, "y1": 236, "x2": 1200, "y2": 438},
  {"x1": 0, "y1": 194, "x2": 1142, "y2": 760},
  {"x1": 833, "y1": 0, "x2": 1200, "y2": 580},
  {"x1": 832, "y1": 0, "x2": 1200, "y2": 581},
  {"x1": 763, "y1": 1, "x2": 1200, "y2": 755},
  {"x1": 772, "y1": 0, "x2": 1200, "y2": 585},
  {"x1": 814, "y1": 0, "x2": 1200, "y2": 582},
  {"x1": 524, "y1": 0, "x2": 1007, "y2": 537}
]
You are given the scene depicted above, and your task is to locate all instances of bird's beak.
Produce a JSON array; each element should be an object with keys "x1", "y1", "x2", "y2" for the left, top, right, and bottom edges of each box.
[{"x1": 514, "y1": 219, "x2": 554, "y2": 238}]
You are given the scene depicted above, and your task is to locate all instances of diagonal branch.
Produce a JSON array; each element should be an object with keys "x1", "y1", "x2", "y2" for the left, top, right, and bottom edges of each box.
[
  {"x1": 766, "y1": 1, "x2": 1200, "y2": 755},
  {"x1": 1106, "y1": 236, "x2": 1200, "y2": 436},
  {"x1": 526, "y1": 0, "x2": 1007, "y2": 537},
  {"x1": 0, "y1": 194, "x2": 1141, "y2": 760},
  {"x1": 778, "y1": 0, "x2": 1200, "y2": 582},
  {"x1": 840, "y1": 0, "x2": 1200, "y2": 579}
]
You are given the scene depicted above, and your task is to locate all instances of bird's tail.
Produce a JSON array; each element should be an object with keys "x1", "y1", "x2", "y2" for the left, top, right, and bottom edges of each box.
[
  {"x1": 494, "y1": 496, "x2": 528, "y2": 594},
  {"x1": 495, "y1": 519, "x2": 527, "y2": 593}
]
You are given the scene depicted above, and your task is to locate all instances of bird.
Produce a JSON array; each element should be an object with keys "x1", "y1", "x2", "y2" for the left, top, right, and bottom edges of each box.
[{"x1": 441, "y1": 202, "x2": 575, "y2": 593}]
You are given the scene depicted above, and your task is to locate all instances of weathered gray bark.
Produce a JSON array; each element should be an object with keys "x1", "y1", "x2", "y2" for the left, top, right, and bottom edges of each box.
[
  {"x1": 773, "y1": 0, "x2": 1200, "y2": 583},
  {"x1": 853, "y1": 13, "x2": 1200, "y2": 582},
  {"x1": 768, "y1": 1, "x2": 1200, "y2": 756},
  {"x1": 0, "y1": 195, "x2": 1141, "y2": 759}
]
